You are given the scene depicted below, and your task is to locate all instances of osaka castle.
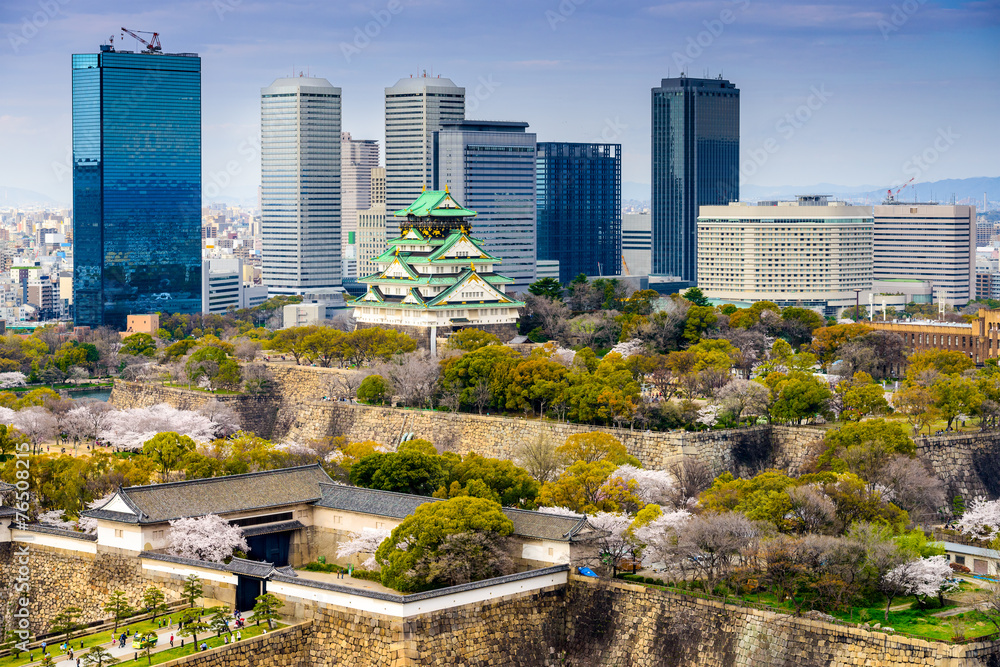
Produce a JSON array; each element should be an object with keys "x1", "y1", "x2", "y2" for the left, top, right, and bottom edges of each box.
[{"x1": 351, "y1": 189, "x2": 524, "y2": 349}]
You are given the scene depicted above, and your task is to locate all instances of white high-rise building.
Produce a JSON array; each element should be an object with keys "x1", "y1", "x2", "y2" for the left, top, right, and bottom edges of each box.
[
  {"x1": 341, "y1": 132, "x2": 380, "y2": 278},
  {"x1": 261, "y1": 76, "x2": 342, "y2": 294},
  {"x1": 622, "y1": 212, "x2": 652, "y2": 277},
  {"x1": 357, "y1": 167, "x2": 387, "y2": 279},
  {"x1": 384, "y1": 74, "x2": 464, "y2": 238}
]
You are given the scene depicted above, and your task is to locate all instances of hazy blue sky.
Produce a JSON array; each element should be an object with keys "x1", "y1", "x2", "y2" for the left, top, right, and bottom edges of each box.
[{"x1": 1, "y1": 0, "x2": 997, "y2": 203}]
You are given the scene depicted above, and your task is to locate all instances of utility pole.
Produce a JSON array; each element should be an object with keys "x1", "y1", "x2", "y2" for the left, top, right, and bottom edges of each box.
[{"x1": 854, "y1": 289, "x2": 862, "y2": 322}]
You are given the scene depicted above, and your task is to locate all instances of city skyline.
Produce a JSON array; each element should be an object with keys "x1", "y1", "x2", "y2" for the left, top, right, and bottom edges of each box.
[{"x1": 1, "y1": 0, "x2": 997, "y2": 205}]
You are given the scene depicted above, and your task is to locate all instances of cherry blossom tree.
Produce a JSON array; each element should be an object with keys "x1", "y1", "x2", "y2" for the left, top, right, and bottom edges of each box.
[
  {"x1": 589, "y1": 512, "x2": 635, "y2": 576},
  {"x1": 198, "y1": 400, "x2": 241, "y2": 437},
  {"x1": 66, "y1": 401, "x2": 116, "y2": 443},
  {"x1": 13, "y1": 406, "x2": 58, "y2": 453},
  {"x1": 0, "y1": 406, "x2": 15, "y2": 425},
  {"x1": 714, "y1": 379, "x2": 770, "y2": 425},
  {"x1": 536, "y1": 506, "x2": 583, "y2": 517},
  {"x1": 883, "y1": 556, "x2": 956, "y2": 619},
  {"x1": 167, "y1": 514, "x2": 248, "y2": 563},
  {"x1": 606, "y1": 465, "x2": 674, "y2": 506},
  {"x1": 0, "y1": 372, "x2": 27, "y2": 389},
  {"x1": 633, "y1": 508, "x2": 692, "y2": 571},
  {"x1": 609, "y1": 340, "x2": 645, "y2": 359},
  {"x1": 696, "y1": 404, "x2": 723, "y2": 427},
  {"x1": 336, "y1": 527, "x2": 392, "y2": 569},
  {"x1": 956, "y1": 496, "x2": 1000, "y2": 541},
  {"x1": 103, "y1": 404, "x2": 217, "y2": 451}
]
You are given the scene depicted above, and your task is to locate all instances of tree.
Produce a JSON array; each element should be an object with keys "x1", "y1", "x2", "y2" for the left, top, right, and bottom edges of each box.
[
  {"x1": 357, "y1": 375, "x2": 390, "y2": 405},
  {"x1": 682, "y1": 306, "x2": 718, "y2": 344},
  {"x1": 168, "y1": 514, "x2": 248, "y2": 563},
  {"x1": 265, "y1": 326, "x2": 317, "y2": 364},
  {"x1": 0, "y1": 423, "x2": 26, "y2": 458},
  {"x1": 50, "y1": 606, "x2": 83, "y2": 644},
  {"x1": 881, "y1": 456, "x2": 947, "y2": 520},
  {"x1": 375, "y1": 496, "x2": 514, "y2": 592},
  {"x1": 956, "y1": 496, "x2": 1000, "y2": 540},
  {"x1": 557, "y1": 432, "x2": 638, "y2": 466},
  {"x1": 177, "y1": 607, "x2": 210, "y2": 647},
  {"x1": 13, "y1": 406, "x2": 57, "y2": 454},
  {"x1": 980, "y1": 582, "x2": 1000, "y2": 633},
  {"x1": 589, "y1": 512, "x2": 635, "y2": 576},
  {"x1": 818, "y1": 419, "x2": 915, "y2": 481},
  {"x1": 514, "y1": 433, "x2": 561, "y2": 483},
  {"x1": 764, "y1": 372, "x2": 832, "y2": 424},
  {"x1": 883, "y1": 556, "x2": 955, "y2": 618},
  {"x1": 120, "y1": 333, "x2": 157, "y2": 357},
  {"x1": 209, "y1": 606, "x2": 233, "y2": 637},
  {"x1": 930, "y1": 375, "x2": 982, "y2": 430},
  {"x1": 682, "y1": 286, "x2": 710, "y2": 307},
  {"x1": 142, "y1": 586, "x2": 168, "y2": 621},
  {"x1": 337, "y1": 527, "x2": 392, "y2": 569},
  {"x1": 895, "y1": 385, "x2": 938, "y2": 434},
  {"x1": 39, "y1": 654, "x2": 55, "y2": 667},
  {"x1": 714, "y1": 379, "x2": 769, "y2": 426},
  {"x1": 906, "y1": 349, "x2": 975, "y2": 384},
  {"x1": 81, "y1": 646, "x2": 120, "y2": 667},
  {"x1": 250, "y1": 592, "x2": 283, "y2": 629},
  {"x1": 842, "y1": 383, "x2": 889, "y2": 421},
  {"x1": 538, "y1": 459, "x2": 618, "y2": 513},
  {"x1": 434, "y1": 452, "x2": 540, "y2": 509},
  {"x1": 349, "y1": 450, "x2": 448, "y2": 496},
  {"x1": 142, "y1": 432, "x2": 197, "y2": 479},
  {"x1": 103, "y1": 590, "x2": 133, "y2": 635},
  {"x1": 181, "y1": 573, "x2": 203, "y2": 608},
  {"x1": 528, "y1": 277, "x2": 564, "y2": 301},
  {"x1": 809, "y1": 323, "x2": 871, "y2": 368}
]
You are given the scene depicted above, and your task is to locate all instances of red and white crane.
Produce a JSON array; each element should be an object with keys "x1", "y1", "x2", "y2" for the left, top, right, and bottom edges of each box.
[{"x1": 120, "y1": 27, "x2": 162, "y2": 53}]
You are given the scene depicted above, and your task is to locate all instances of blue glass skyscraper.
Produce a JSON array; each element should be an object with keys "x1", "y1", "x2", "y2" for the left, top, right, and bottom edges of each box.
[
  {"x1": 651, "y1": 76, "x2": 739, "y2": 285},
  {"x1": 535, "y1": 143, "x2": 621, "y2": 283},
  {"x1": 72, "y1": 45, "x2": 202, "y2": 328}
]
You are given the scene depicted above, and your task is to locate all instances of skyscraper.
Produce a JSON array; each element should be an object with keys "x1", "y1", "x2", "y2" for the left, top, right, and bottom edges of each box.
[
  {"x1": 356, "y1": 167, "x2": 387, "y2": 279},
  {"x1": 434, "y1": 120, "x2": 537, "y2": 291},
  {"x1": 651, "y1": 76, "x2": 739, "y2": 285},
  {"x1": 535, "y1": 143, "x2": 621, "y2": 283},
  {"x1": 873, "y1": 203, "x2": 976, "y2": 305},
  {"x1": 72, "y1": 44, "x2": 202, "y2": 328},
  {"x1": 341, "y1": 132, "x2": 380, "y2": 278},
  {"x1": 261, "y1": 76, "x2": 341, "y2": 295},
  {"x1": 384, "y1": 74, "x2": 464, "y2": 238}
]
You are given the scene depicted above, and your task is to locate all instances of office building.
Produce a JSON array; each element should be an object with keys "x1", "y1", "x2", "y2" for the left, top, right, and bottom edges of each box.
[
  {"x1": 434, "y1": 120, "x2": 537, "y2": 291},
  {"x1": 622, "y1": 212, "x2": 652, "y2": 277},
  {"x1": 536, "y1": 143, "x2": 621, "y2": 283},
  {"x1": 357, "y1": 167, "x2": 388, "y2": 279},
  {"x1": 536, "y1": 260, "x2": 560, "y2": 282},
  {"x1": 697, "y1": 197, "x2": 873, "y2": 316},
  {"x1": 384, "y1": 75, "x2": 464, "y2": 238},
  {"x1": 651, "y1": 76, "x2": 740, "y2": 285},
  {"x1": 201, "y1": 258, "x2": 265, "y2": 314},
  {"x1": 261, "y1": 76, "x2": 342, "y2": 294},
  {"x1": 873, "y1": 203, "x2": 976, "y2": 305},
  {"x1": 352, "y1": 190, "x2": 523, "y2": 352},
  {"x1": 72, "y1": 44, "x2": 202, "y2": 328},
  {"x1": 341, "y1": 133, "x2": 380, "y2": 277}
]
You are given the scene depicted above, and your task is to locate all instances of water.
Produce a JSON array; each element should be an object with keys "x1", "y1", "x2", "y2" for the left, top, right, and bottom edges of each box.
[{"x1": 65, "y1": 386, "x2": 113, "y2": 402}]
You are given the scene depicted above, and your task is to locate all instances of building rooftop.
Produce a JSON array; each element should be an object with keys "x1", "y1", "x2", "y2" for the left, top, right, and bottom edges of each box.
[
  {"x1": 83, "y1": 464, "x2": 332, "y2": 524},
  {"x1": 394, "y1": 190, "x2": 476, "y2": 219}
]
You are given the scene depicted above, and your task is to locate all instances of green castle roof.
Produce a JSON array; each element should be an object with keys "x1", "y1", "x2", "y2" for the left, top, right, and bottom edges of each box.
[{"x1": 393, "y1": 190, "x2": 476, "y2": 218}]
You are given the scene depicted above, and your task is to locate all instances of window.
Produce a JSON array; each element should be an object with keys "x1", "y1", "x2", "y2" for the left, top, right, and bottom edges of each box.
[
  {"x1": 956, "y1": 555, "x2": 966, "y2": 565},
  {"x1": 114, "y1": 529, "x2": 124, "y2": 538},
  {"x1": 152, "y1": 529, "x2": 164, "y2": 541},
  {"x1": 375, "y1": 521, "x2": 386, "y2": 529}
]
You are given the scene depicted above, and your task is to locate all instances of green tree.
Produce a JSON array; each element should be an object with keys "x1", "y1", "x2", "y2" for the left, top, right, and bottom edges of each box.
[
  {"x1": 433, "y1": 452, "x2": 540, "y2": 509},
  {"x1": 0, "y1": 423, "x2": 26, "y2": 458},
  {"x1": 81, "y1": 646, "x2": 120, "y2": 667},
  {"x1": 177, "y1": 607, "x2": 209, "y2": 647},
  {"x1": 160, "y1": 339, "x2": 199, "y2": 362},
  {"x1": 51, "y1": 606, "x2": 83, "y2": 644},
  {"x1": 264, "y1": 326, "x2": 318, "y2": 364},
  {"x1": 208, "y1": 606, "x2": 232, "y2": 637},
  {"x1": 683, "y1": 306, "x2": 718, "y2": 344},
  {"x1": 142, "y1": 432, "x2": 197, "y2": 479},
  {"x1": 250, "y1": 592, "x2": 283, "y2": 629},
  {"x1": 446, "y1": 328, "x2": 502, "y2": 352},
  {"x1": 809, "y1": 323, "x2": 872, "y2": 368},
  {"x1": 350, "y1": 450, "x2": 448, "y2": 496},
  {"x1": 528, "y1": 277, "x2": 564, "y2": 301},
  {"x1": 182, "y1": 573, "x2": 203, "y2": 608},
  {"x1": 906, "y1": 349, "x2": 975, "y2": 384},
  {"x1": 103, "y1": 590, "x2": 133, "y2": 635},
  {"x1": 842, "y1": 384, "x2": 889, "y2": 421},
  {"x1": 538, "y1": 459, "x2": 618, "y2": 513},
  {"x1": 930, "y1": 375, "x2": 982, "y2": 430},
  {"x1": 301, "y1": 327, "x2": 347, "y2": 367},
  {"x1": 142, "y1": 586, "x2": 168, "y2": 621},
  {"x1": 375, "y1": 496, "x2": 514, "y2": 592},
  {"x1": 397, "y1": 438, "x2": 437, "y2": 456},
  {"x1": 894, "y1": 385, "x2": 938, "y2": 434},
  {"x1": 357, "y1": 375, "x2": 390, "y2": 405},
  {"x1": 682, "y1": 286, "x2": 710, "y2": 307},
  {"x1": 817, "y1": 419, "x2": 915, "y2": 481},
  {"x1": 39, "y1": 653, "x2": 55, "y2": 667},
  {"x1": 120, "y1": 333, "x2": 157, "y2": 357},
  {"x1": 765, "y1": 371, "x2": 832, "y2": 424},
  {"x1": 557, "y1": 432, "x2": 638, "y2": 466}
]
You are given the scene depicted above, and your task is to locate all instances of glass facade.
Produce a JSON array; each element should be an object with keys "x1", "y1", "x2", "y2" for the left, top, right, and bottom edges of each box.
[
  {"x1": 72, "y1": 49, "x2": 202, "y2": 329},
  {"x1": 535, "y1": 143, "x2": 621, "y2": 283},
  {"x1": 651, "y1": 77, "x2": 739, "y2": 285},
  {"x1": 434, "y1": 121, "x2": 537, "y2": 291},
  {"x1": 260, "y1": 77, "x2": 342, "y2": 294}
]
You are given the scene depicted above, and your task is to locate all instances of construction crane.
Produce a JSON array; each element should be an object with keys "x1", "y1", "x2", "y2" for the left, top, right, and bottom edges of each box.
[
  {"x1": 120, "y1": 27, "x2": 162, "y2": 53},
  {"x1": 621, "y1": 254, "x2": 631, "y2": 276},
  {"x1": 884, "y1": 177, "x2": 915, "y2": 204}
]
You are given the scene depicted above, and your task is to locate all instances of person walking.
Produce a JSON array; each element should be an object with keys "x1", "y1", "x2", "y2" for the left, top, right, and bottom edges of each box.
[
  {"x1": 170, "y1": 634, "x2": 174, "y2": 647},
  {"x1": 236, "y1": 630, "x2": 241, "y2": 642}
]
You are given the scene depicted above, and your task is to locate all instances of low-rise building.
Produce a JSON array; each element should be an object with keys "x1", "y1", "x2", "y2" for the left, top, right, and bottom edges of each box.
[{"x1": 869, "y1": 308, "x2": 1000, "y2": 363}]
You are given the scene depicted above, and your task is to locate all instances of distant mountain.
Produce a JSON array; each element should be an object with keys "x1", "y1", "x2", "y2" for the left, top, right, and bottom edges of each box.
[
  {"x1": 741, "y1": 176, "x2": 999, "y2": 207},
  {"x1": 623, "y1": 181, "x2": 650, "y2": 202},
  {"x1": 0, "y1": 187, "x2": 68, "y2": 208}
]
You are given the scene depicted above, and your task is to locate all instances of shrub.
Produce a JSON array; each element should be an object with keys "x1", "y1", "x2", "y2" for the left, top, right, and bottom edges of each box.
[
  {"x1": 351, "y1": 569, "x2": 382, "y2": 582},
  {"x1": 644, "y1": 577, "x2": 657, "y2": 585}
]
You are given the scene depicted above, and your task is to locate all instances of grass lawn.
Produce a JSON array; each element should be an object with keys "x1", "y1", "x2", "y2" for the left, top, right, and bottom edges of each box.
[
  {"x1": 162, "y1": 383, "x2": 242, "y2": 395},
  {"x1": 115, "y1": 623, "x2": 284, "y2": 667}
]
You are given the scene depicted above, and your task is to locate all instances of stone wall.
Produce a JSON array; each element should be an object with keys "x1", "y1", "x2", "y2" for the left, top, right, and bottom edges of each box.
[
  {"x1": 151, "y1": 622, "x2": 310, "y2": 667},
  {"x1": 561, "y1": 577, "x2": 1000, "y2": 667},
  {"x1": 915, "y1": 430, "x2": 1000, "y2": 500}
]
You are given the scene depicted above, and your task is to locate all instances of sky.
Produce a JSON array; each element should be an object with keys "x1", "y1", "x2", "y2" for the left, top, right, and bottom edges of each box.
[{"x1": 0, "y1": 0, "x2": 997, "y2": 204}]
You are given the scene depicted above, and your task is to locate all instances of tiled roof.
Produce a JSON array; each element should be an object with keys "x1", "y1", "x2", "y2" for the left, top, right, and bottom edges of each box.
[
  {"x1": 316, "y1": 483, "x2": 440, "y2": 518},
  {"x1": 228, "y1": 557, "x2": 278, "y2": 578},
  {"x1": 0, "y1": 507, "x2": 19, "y2": 518},
  {"x1": 393, "y1": 190, "x2": 476, "y2": 218},
  {"x1": 15, "y1": 523, "x2": 98, "y2": 541},
  {"x1": 83, "y1": 465, "x2": 332, "y2": 525},
  {"x1": 315, "y1": 484, "x2": 591, "y2": 542},
  {"x1": 242, "y1": 519, "x2": 304, "y2": 538}
]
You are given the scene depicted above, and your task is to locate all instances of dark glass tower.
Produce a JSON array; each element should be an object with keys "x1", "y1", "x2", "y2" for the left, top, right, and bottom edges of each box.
[
  {"x1": 536, "y1": 143, "x2": 621, "y2": 283},
  {"x1": 651, "y1": 76, "x2": 739, "y2": 285},
  {"x1": 72, "y1": 46, "x2": 202, "y2": 328}
]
